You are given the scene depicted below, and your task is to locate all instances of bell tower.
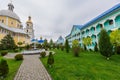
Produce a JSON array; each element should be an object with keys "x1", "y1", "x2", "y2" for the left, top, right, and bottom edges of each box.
[{"x1": 25, "y1": 16, "x2": 34, "y2": 39}]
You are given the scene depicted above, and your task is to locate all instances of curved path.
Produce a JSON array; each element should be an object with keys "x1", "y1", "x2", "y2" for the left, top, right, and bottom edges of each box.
[{"x1": 14, "y1": 55, "x2": 52, "y2": 80}]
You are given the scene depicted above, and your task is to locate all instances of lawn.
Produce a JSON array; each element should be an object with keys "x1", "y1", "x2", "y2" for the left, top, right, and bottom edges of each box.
[
  {"x1": 0, "y1": 56, "x2": 22, "y2": 80},
  {"x1": 41, "y1": 49, "x2": 120, "y2": 80}
]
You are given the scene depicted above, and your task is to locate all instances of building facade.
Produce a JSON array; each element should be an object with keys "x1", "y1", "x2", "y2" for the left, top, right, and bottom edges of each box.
[
  {"x1": 0, "y1": 3, "x2": 31, "y2": 46},
  {"x1": 66, "y1": 3, "x2": 120, "y2": 49},
  {"x1": 56, "y1": 36, "x2": 64, "y2": 45}
]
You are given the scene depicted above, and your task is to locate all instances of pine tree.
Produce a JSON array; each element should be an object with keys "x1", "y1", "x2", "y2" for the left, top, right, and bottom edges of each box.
[
  {"x1": 0, "y1": 34, "x2": 16, "y2": 50},
  {"x1": 98, "y1": 29, "x2": 113, "y2": 60},
  {"x1": 49, "y1": 39, "x2": 53, "y2": 49},
  {"x1": 65, "y1": 39, "x2": 70, "y2": 53}
]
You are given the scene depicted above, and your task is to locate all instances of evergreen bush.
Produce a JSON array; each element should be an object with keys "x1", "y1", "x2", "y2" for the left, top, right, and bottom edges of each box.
[
  {"x1": 84, "y1": 45, "x2": 87, "y2": 51},
  {"x1": 1, "y1": 51, "x2": 8, "y2": 56},
  {"x1": 116, "y1": 46, "x2": 120, "y2": 54},
  {"x1": 65, "y1": 39, "x2": 70, "y2": 53},
  {"x1": 15, "y1": 54, "x2": 23, "y2": 60},
  {"x1": 61, "y1": 46, "x2": 64, "y2": 51},
  {"x1": 98, "y1": 29, "x2": 113, "y2": 60},
  {"x1": 14, "y1": 49, "x2": 19, "y2": 53},
  {"x1": 0, "y1": 59, "x2": 9, "y2": 78},
  {"x1": 72, "y1": 47, "x2": 80, "y2": 57},
  {"x1": 47, "y1": 52, "x2": 54, "y2": 67},
  {"x1": 40, "y1": 52, "x2": 46, "y2": 58},
  {"x1": 94, "y1": 43, "x2": 98, "y2": 52}
]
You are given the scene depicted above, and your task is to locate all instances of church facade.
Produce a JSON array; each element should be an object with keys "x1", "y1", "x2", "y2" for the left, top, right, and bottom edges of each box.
[
  {"x1": 66, "y1": 3, "x2": 120, "y2": 49},
  {"x1": 0, "y1": 3, "x2": 34, "y2": 46}
]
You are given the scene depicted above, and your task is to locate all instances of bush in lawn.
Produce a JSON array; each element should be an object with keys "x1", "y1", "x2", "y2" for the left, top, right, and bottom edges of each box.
[
  {"x1": 15, "y1": 54, "x2": 23, "y2": 60},
  {"x1": 1, "y1": 51, "x2": 8, "y2": 56},
  {"x1": 25, "y1": 44, "x2": 30, "y2": 50},
  {"x1": 98, "y1": 29, "x2": 113, "y2": 60},
  {"x1": 0, "y1": 59, "x2": 9, "y2": 78},
  {"x1": 84, "y1": 44, "x2": 87, "y2": 51},
  {"x1": 47, "y1": 52, "x2": 54, "y2": 67},
  {"x1": 61, "y1": 46, "x2": 64, "y2": 51},
  {"x1": 56, "y1": 45, "x2": 59, "y2": 49},
  {"x1": 72, "y1": 47, "x2": 80, "y2": 57},
  {"x1": 14, "y1": 49, "x2": 19, "y2": 53},
  {"x1": 89, "y1": 49, "x2": 93, "y2": 52},
  {"x1": 65, "y1": 39, "x2": 70, "y2": 53},
  {"x1": 40, "y1": 52, "x2": 46, "y2": 58},
  {"x1": 72, "y1": 40, "x2": 80, "y2": 57},
  {"x1": 116, "y1": 46, "x2": 120, "y2": 54},
  {"x1": 94, "y1": 43, "x2": 98, "y2": 52}
]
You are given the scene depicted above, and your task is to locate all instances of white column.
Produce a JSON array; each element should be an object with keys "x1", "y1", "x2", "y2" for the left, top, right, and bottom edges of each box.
[{"x1": 113, "y1": 18, "x2": 116, "y2": 28}]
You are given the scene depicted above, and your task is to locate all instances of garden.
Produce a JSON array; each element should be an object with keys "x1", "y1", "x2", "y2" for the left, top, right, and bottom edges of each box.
[
  {"x1": 41, "y1": 29, "x2": 120, "y2": 80},
  {"x1": 41, "y1": 49, "x2": 120, "y2": 80}
]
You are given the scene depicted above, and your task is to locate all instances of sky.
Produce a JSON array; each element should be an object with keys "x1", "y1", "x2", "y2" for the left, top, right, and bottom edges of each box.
[{"x1": 0, "y1": 0, "x2": 119, "y2": 41}]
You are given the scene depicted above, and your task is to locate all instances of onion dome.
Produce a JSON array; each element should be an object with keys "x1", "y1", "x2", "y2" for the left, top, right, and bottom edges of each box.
[{"x1": 26, "y1": 16, "x2": 32, "y2": 23}]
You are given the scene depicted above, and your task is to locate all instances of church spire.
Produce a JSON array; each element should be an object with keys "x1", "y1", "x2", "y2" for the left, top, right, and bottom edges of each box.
[{"x1": 26, "y1": 16, "x2": 32, "y2": 23}]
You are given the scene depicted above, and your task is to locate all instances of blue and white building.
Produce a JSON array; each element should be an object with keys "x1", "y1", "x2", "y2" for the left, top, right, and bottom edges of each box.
[
  {"x1": 56, "y1": 36, "x2": 64, "y2": 45},
  {"x1": 66, "y1": 3, "x2": 120, "y2": 49}
]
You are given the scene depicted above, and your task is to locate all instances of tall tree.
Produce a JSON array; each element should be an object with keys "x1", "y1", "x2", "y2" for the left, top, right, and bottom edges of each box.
[
  {"x1": 98, "y1": 29, "x2": 113, "y2": 60},
  {"x1": 110, "y1": 30, "x2": 120, "y2": 46},
  {"x1": 0, "y1": 34, "x2": 16, "y2": 50},
  {"x1": 110, "y1": 30, "x2": 120, "y2": 54},
  {"x1": 65, "y1": 39, "x2": 70, "y2": 53},
  {"x1": 72, "y1": 40, "x2": 80, "y2": 57},
  {"x1": 82, "y1": 37, "x2": 92, "y2": 50},
  {"x1": 43, "y1": 39, "x2": 48, "y2": 48},
  {"x1": 49, "y1": 39, "x2": 53, "y2": 48}
]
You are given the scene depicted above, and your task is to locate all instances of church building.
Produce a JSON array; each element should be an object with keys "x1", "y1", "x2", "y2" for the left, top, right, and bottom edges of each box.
[{"x1": 0, "y1": 3, "x2": 34, "y2": 46}]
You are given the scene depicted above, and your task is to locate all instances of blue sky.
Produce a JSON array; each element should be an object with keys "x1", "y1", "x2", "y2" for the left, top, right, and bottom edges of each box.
[{"x1": 0, "y1": 0, "x2": 119, "y2": 41}]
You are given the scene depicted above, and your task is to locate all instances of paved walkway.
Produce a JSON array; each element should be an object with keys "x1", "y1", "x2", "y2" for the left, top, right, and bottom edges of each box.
[{"x1": 14, "y1": 55, "x2": 52, "y2": 80}]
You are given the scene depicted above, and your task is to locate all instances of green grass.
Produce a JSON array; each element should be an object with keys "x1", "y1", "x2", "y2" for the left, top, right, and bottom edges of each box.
[
  {"x1": 41, "y1": 49, "x2": 120, "y2": 80},
  {"x1": 0, "y1": 56, "x2": 22, "y2": 80}
]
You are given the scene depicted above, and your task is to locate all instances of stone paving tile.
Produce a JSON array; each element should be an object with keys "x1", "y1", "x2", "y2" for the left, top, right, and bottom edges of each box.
[{"x1": 14, "y1": 55, "x2": 52, "y2": 80}]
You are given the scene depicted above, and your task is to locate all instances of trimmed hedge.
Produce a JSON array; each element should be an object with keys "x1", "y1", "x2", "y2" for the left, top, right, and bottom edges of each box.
[
  {"x1": 40, "y1": 52, "x2": 46, "y2": 58},
  {"x1": 1, "y1": 51, "x2": 8, "y2": 56},
  {"x1": 15, "y1": 54, "x2": 23, "y2": 60},
  {"x1": 0, "y1": 59, "x2": 9, "y2": 78}
]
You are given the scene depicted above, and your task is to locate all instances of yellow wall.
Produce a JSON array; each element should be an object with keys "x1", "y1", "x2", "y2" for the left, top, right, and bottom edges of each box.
[
  {"x1": 0, "y1": 16, "x2": 21, "y2": 28},
  {"x1": 0, "y1": 33, "x2": 6, "y2": 40},
  {"x1": 0, "y1": 28, "x2": 30, "y2": 46},
  {"x1": 13, "y1": 33, "x2": 30, "y2": 46},
  {"x1": 0, "y1": 16, "x2": 7, "y2": 24}
]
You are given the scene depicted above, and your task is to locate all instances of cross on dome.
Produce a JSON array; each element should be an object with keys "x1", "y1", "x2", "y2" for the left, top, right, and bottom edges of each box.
[{"x1": 8, "y1": 0, "x2": 14, "y2": 11}]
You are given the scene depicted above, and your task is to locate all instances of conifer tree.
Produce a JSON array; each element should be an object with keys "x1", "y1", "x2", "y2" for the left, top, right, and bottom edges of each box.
[
  {"x1": 98, "y1": 29, "x2": 113, "y2": 60},
  {"x1": 47, "y1": 52, "x2": 54, "y2": 67},
  {"x1": 0, "y1": 34, "x2": 16, "y2": 50},
  {"x1": 0, "y1": 59, "x2": 9, "y2": 78},
  {"x1": 65, "y1": 39, "x2": 70, "y2": 53}
]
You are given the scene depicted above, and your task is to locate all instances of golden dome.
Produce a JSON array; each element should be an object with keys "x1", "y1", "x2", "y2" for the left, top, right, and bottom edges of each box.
[{"x1": 26, "y1": 16, "x2": 32, "y2": 23}]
